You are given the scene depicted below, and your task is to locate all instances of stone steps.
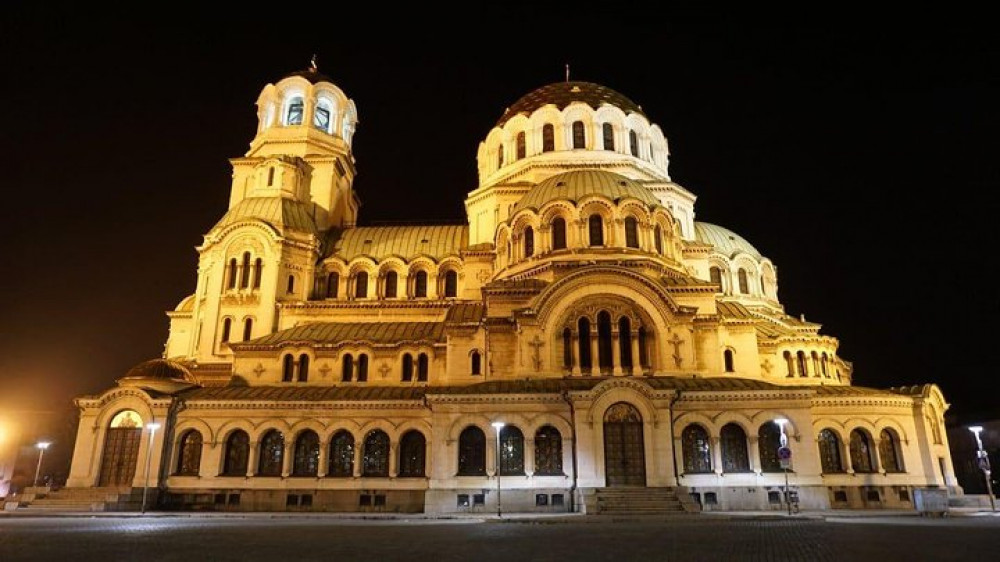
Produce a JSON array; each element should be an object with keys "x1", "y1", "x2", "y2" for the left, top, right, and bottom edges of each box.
[
  {"x1": 15, "y1": 487, "x2": 133, "y2": 512},
  {"x1": 595, "y1": 487, "x2": 689, "y2": 515}
]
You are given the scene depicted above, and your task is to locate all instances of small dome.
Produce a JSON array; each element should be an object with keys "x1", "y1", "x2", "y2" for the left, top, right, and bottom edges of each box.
[
  {"x1": 514, "y1": 170, "x2": 660, "y2": 212},
  {"x1": 123, "y1": 359, "x2": 193, "y2": 381},
  {"x1": 694, "y1": 222, "x2": 763, "y2": 259},
  {"x1": 279, "y1": 66, "x2": 337, "y2": 85},
  {"x1": 497, "y1": 81, "x2": 645, "y2": 127},
  {"x1": 213, "y1": 197, "x2": 319, "y2": 235},
  {"x1": 174, "y1": 294, "x2": 195, "y2": 312}
]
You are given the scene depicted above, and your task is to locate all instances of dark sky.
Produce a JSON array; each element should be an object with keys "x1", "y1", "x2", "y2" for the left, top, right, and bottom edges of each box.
[{"x1": 1, "y1": 10, "x2": 997, "y2": 425}]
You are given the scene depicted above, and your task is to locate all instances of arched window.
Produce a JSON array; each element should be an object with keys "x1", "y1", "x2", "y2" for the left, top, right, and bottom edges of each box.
[
  {"x1": 709, "y1": 266, "x2": 722, "y2": 289},
  {"x1": 227, "y1": 258, "x2": 238, "y2": 290},
  {"x1": 357, "y1": 353, "x2": 369, "y2": 382},
  {"x1": 286, "y1": 96, "x2": 304, "y2": 125},
  {"x1": 723, "y1": 349, "x2": 735, "y2": 373},
  {"x1": 313, "y1": 99, "x2": 332, "y2": 133},
  {"x1": 760, "y1": 276, "x2": 767, "y2": 295},
  {"x1": 578, "y1": 317, "x2": 592, "y2": 371},
  {"x1": 326, "y1": 272, "x2": 339, "y2": 298},
  {"x1": 341, "y1": 354, "x2": 353, "y2": 382},
  {"x1": 282, "y1": 354, "x2": 294, "y2": 382},
  {"x1": 618, "y1": 316, "x2": 633, "y2": 370},
  {"x1": 444, "y1": 270, "x2": 458, "y2": 298},
  {"x1": 457, "y1": 426, "x2": 486, "y2": 475},
  {"x1": 682, "y1": 424, "x2": 712, "y2": 473},
  {"x1": 572, "y1": 120, "x2": 585, "y2": 149},
  {"x1": 399, "y1": 430, "x2": 426, "y2": 477},
  {"x1": 551, "y1": 217, "x2": 567, "y2": 250},
  {"x1": 811, "y1": 351, "x2": 820, "y2": 377},
  {"x1": 797, "y1": 351, "x2": 808, "y2": 377},
  {"x1": 654, "y1": 225, "x2": 663, "y2": 254},
  {"x1": 497, "y1": 144, "x2": 504, "y2": 168},
  {"x1": 516, "y1": 131, "x2": 526, "y2": 159},
  {"x1": 240, "y1": 252, "x2": 251, "y2": 289},
  {"x1": 257, "y1": 430, "x2": 284, "y2": 476},
  {"x1": 292, "y1": 430, "x2": 319, "y2": 476},
  {"x1": 286, "y1": 274, "x2": 295, "y2": 294},
  {"x1": 401, "y1": 353, "x2": 413, "y2": 381},
  {"x1": 737, "y1": 269, "x2": 749, "y2": 294},
  {"x1": 563, "y1": 328, "x2": 573, "y2": 370},
  {"x1": 499, "y1": 425, "x2": 525, "y2": 475},
  {"x1": 542, "y1": 124, "x2": 555, "y2": 152},
  {"x1": 220, "y1": 318, "x2": 232, "y2": 344},
  {"x1": 849, "y1": 429, "x2": 875, "y2": 473},
  {"x1": 588, "y1": 214, "x2": 604, "y2": 246},
  {"x1": 629, "y1": 130, "x2": 639, "y2": 157},
  {"x1": 534, "y1": 426, "x2": 563, "y2": 475},
  {"x1": 597, "y1": 311, "x2": 613, "y2": 373},
  {"x1": 879, "y1": 429, "x2": 904, "y2": 473},
  {"x1": 176, "y1": 430, "x2": 202, "y2": 476},
  {"x1": 414, "y1": 271, "x2": 428, "y2": 298},
  {"x1": 470, "y1": 351, "x2": 481, "y2": 375},
  {"x1": 602, "y1": 123, "x2": 614, "y2": 150},
  {"x1": 783, "y1": 351, "x2": 794, "y2": 377},
  {"x1": 818, "y1": 429, "x2": 844, "y2": 473},
  {"x1": 417, "y1": 353, "x2": 428, "y2": 382},
  {"x1": 523, "y1": 227, "x2": 534, "y2": 257},
  {"x1": 721, "y1": 423, "x2": 750, "y2": 472},
  {"x1": 243, "y1": 318, "x2": 253, "y2": 341},
  {"x1": 638, "y1": 326, "x2": 649, "y2": 368},
  {"x1": 821, "y1": 352, "x2": 829, "y2": 377},
  {"x1": 267, "y1": 167, "x2": 275, "y2": 186},
  {"x1": 354, "y1": 272, "x2": 368, "y2": 298},
  {"x1": 222, "y1": 430, "x2": 250, "y2": 476},
  {"x1": 297, "y1": 354, "x2": 309, "y2": 382},
  {"x1": 362, "y1": 430, "x2": 390, "y2": 477},
  {"x1": 328, "y1": 430, "x2": 354, "y2": 477},
  {"x1": 624, "y1": 216, "x2": 640, "y2": 248},
  {"x1": 758, "y1": 422, "x2": 783, "y2": 472},
  {"x1": 253, "y1": 258, "x2": 262, "y2": 289},
  {"x1": 384, "y1": 271, "x2": 398, "y2": 298}
]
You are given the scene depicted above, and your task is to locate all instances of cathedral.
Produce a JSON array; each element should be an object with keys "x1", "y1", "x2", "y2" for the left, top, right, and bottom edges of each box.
[{"x1": 64, "y1": 64, "x2": 957, "y2": 513}]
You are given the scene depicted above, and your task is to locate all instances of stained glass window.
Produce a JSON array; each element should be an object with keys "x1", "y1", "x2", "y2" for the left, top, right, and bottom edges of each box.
[
  {"x1": 257, "y1": 430, "x2": 284, "y2": 476},
  {"x1": 457, "y1": 426, "x2": 486, "y2": 475},
  {"x1": 534, "y1": 426, "x2": 563, "y2": 476},
  {"x1": 328, "y1": 431, "x2": 354, "y2": 477},
  {"x1": 292, "y1": 431, "x2": 319, "y2": 476},
  {"x1": 516, "y1": 131, "x2": 526, "y2": 159},
  {"x1": 589, "y1": 215, "x2": 603, "y2": 246},
  {"x1": 362, "y1": 430, "x2": 389, "y2": 477},
  {"x1": 552, "y1": 217, "x2": 567, "y2": 250},
  {"x1": 399, "y1": 430, "x2": 426, "y2": 477},
  {"x1": 603, "y1": 123, "x2": 614, "y2": 150},
  {"x1": 572, "y1": 120, "x2": 585, "y2": 149},
  {"x1": 818, "y1": 429, "x2": 843, "y2": 473},
  {"x1": 444, "y1": 270, "x2": 458, "y2": 297},
  {"x1": 682, "y1": 424, "x2": 712, "y2": 473},
  {"x1": 758, "y1": 422, "x2": 783, "y2": 472},
  {"x1": 223, "y1": 430, "x2": 249, "y2": 475},
  {"x1": 176, "y1": 430, "x2": 202, "y2": 476},
  {"x1": 542, "y1": 124, "x2": 554, "y2": 152},
  {"x1": 414, "y1": 271, "x2": 427, "y2": 298},
  {"x1": 385, "y1": 271, "x2": 398, "y2": 298},
  {"x1": 720, "y1": 423, "x2": 750, "y2": 472},
  {"x1": 624, "y1": 217, "x2": 639, "y2": 248},
  {"x1": 879, "y1": 429, "x2": 903, "y2": 473},
  {"x1": 499, "y1": 426, "x2": 525, "y2": 475},
  {"x1": 849, "y1": 429, "x2": 875, "y2": 473}
]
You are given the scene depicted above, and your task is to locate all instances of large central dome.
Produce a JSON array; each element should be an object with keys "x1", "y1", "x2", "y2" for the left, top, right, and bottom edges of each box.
[
  {"x1": 514, "y1": 170, "x2": 660, "y2": 212},
  {"x1": 497, "y1": 81, "x2": 645, "y2": 127}
]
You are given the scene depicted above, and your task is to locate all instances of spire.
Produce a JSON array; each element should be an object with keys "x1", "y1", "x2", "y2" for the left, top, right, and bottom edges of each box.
[
  {"x1": 310, "y1": 54, "x2": 318, "y2": 72},
  {"x1": 565, "y1": 63, "x2": 570, "y2": 82}
]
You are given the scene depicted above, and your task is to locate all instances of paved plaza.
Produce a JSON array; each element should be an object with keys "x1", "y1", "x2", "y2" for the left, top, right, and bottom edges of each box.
[{"x1": 2, "y1": 512, "x2": 1000, "y2": 561}]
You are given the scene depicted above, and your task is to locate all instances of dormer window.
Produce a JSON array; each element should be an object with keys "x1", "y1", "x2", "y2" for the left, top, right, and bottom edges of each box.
[{"x1": 286, "y1": 97, "x2": 304, "y2": 125}]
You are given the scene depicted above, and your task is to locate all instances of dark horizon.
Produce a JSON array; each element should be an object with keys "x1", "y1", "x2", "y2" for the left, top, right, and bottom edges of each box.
[{"x1": 2, "y1": 11, "x2": 997, "y2": 430}]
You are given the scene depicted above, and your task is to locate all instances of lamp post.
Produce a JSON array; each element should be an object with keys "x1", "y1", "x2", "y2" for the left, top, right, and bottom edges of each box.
[
  {"x1": 492, "y1": 421, "x2": 505, "y2": 517},
  {"x1": 968, "y1": 426, "x2": 996, "y2": 512},
  {"x1": 33, "y1": 441, "x2": 51, "y2": 487},
  {"x1": 141, "y1": 422, "x2": 161, "y2": 514},
  {"x1": 775, "y1": 418, "x2": 791, "y2": 515}
]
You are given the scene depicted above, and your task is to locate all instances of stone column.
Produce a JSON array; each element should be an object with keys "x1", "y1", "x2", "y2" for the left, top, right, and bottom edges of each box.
[
  {"x1": 611, "y1": 332, "x2": 623, "y2": 375},
  {"x1": 317, "y1": 443, "x2": 328, "y2": 478},
  {"x1": 354, "y1": 445, "x2": 363, "y2": 477},
  {"x1": 389, "y1": 442, "x2": 398, "y2": 478},
  {"x1": 748, "y1": 436, "x2": 760, "y2": 474},
  {"x1": 200, "y1": 441, "x2": 215, "y2": 478},
  {"x1": 712, "y1": 437, "x2": 723, "y2": 475},
  {"x1": 570, "y1": 333, "x2": 581, "y2": 375},
  {"x1": 524, "y1": 438, "x2": 535, "y2": 476},
  {"x1": 589, "y1": 334, "x2": 598, "y2": 375},
  {"x1": 282, "y1": 441, "x2": 294, "y2": 477},
  {"x1": 246, "y1": 441, "x2": 258, "y2": 477},
  {"x1": 630, "y1": 334, "x2": 642, "y2": 376}
]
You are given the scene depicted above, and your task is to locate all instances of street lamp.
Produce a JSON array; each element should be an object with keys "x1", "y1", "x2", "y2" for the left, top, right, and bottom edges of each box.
[
  {"x1": 774, "y1": 418, "x2": 792, "y2": 515},
  {"x1": 141, "y1": 422, "x2": 161, "y2": 514},
  {"x1": 492, "y1": 421, "x2": 505, "y2": 518},
  {"x1": 968, "y1": 425, "x2": 996, "y2": 512},
  {"x1": 33, "y1": 441, "x2": 51, "y2": 487}
]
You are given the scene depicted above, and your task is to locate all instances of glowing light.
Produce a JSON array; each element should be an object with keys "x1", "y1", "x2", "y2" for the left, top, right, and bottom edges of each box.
[{"x1": 36, "y1": 441, "x2": 51, "y2": 450}]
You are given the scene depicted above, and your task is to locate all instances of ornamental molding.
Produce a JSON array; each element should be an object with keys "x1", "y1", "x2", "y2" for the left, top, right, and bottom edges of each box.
[
  {"x1": 183, "y1": 400, "x2": 426, "y2": 411},
  {"x1": 76, "y1": 387, "x2": 174, "y2": 410},
  {"x1": 812, "y1": 398, "x2": 914, "y2": 409},
  {"x1": 533, "y1": 265, "x2": 685, "y2": 324},
  {"x1": 424, "y1": 394, "x2": 565, "y2": 405}
]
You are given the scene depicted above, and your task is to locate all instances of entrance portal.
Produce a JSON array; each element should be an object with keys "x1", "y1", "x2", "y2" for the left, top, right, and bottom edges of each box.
[
  {"x1": 603, "y1": 402, "x2": 646, "y2": 486},
  {"x1": 98, "y1": 410, "x2": 143, "y2": 486}
]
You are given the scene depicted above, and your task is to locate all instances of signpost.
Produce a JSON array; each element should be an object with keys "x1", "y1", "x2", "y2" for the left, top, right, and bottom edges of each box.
[{"x1": 775, "y1": 419, "x2": 793, "y2": 515}]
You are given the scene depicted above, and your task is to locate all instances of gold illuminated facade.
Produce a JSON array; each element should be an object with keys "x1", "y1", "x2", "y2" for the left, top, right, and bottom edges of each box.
[{"x1": 62, "y1": 67, "x2": 958, "y2": 513}]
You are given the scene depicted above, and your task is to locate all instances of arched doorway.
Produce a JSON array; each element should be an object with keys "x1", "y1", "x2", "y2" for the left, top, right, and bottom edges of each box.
[
  {"x1": 603, "y1": 402, "x2": 646, "y2": 486},
  {"x1": 98, "y1": 410, "x2": 144, "y2": 486}
]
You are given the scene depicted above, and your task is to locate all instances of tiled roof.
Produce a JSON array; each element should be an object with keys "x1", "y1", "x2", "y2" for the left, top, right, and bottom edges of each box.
[
  {"x1": 693, "y1": 222, "x2": 762, "y2": 259},
  {"x1": 326, "y1": 225, "x2": 468, "y2": 261},
  {"x1": 183, "y1": 385, "x2": 425, "y2": 401},
  {"x1": 497, "y1": 81, "x2": 645, "y2": 127},
  {"x1": 716, "y1": 301, "x2": 755, "y2": 320},
  {"x1": 213, "y1": 197, "x2": 319, "y2": 235},
  {"x1": 514, "y1": 170, "x2": 660, "y2": 212},
  {"x1": 445, "y1": 303, "x2": 484, "y2": 324},
  {"x1": 239, "y1": 322, "x2": 445, "y2": 347}
]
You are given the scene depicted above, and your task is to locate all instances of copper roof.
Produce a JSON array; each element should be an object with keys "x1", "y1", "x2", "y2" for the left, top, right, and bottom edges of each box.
[
  {"x1": 717, "y1": 301, "x2": 755, "y2": 320},
  {"x1": 445, "y1": 303, "x2": 485, "y2": 324},
  {"x1": 183, "y1": 385, "x2": 425, "y2": 402},
  {"x1": 497, "y1": 81, "x2": 645, "y2": 127},
  {"x1": 693, "y1": 222, "x2": 762, "y2": 259},
  {"x1": 120, "y1": 359, "x2": 193, "y2": 381},
  {"x1": 240, "y1": 322, "x2": 445, "y2": 347},
  {"x1": 326, "y1": 225, "x2": 468, "y2": 261},
  {"x1": 213, "y1": 197, "x2": 319, "y2": 235},
  {"x1": 514, "y1": 170, "x2": 659, "y2": 212}
]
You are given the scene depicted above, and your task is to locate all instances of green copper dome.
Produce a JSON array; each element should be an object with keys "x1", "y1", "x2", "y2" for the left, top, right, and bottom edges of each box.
[
  {"x1": 693, "y1": 222, "x2": 762, "y2": 259},
  {"x1": 514, "y1": 170, "x2": 660, "y2": 212}
]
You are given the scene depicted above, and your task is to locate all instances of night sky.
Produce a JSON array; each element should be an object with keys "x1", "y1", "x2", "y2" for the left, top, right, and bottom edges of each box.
[{"x1": 2, "y1": 10, "x2": 997, "y2": 429}]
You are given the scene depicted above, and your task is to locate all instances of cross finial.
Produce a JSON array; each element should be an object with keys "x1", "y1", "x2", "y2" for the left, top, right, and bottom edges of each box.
[
  {"x1": 565, "y1": 63, "x2": 570, "y2": 82},
  {"x1": 310, "y1": 54, "x2": 318, "y2": 71}
]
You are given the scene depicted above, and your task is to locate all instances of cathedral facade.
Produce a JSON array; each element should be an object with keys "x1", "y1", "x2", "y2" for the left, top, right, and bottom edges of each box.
[{"x1": 65, "y1": 67, "x2": 957, "y2": 513}]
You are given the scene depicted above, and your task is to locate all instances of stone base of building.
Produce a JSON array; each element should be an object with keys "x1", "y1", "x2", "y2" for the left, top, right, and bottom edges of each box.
[
  {"x1": 688, "y1": 484, "x2": 921, "y2": 511},
  {"x1": 424, "y1": 488, "x2": 572, "y2": 514},
  {"x1": 161, "y1": 488, "x2": 425, "y2": 513}
]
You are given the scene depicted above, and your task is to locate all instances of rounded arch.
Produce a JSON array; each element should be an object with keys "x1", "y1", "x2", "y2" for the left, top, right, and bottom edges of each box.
[
  {"x1": 588, "y1": 380, "x2": 658, "y2": 425},
  {"x1": 749, "y1": 411, "x2": 801, "y2": 438},
  {"x1": 357, "y1": 419, "x2": 401, "y2": 442},
  {"x1": 811, "y1": 420, "x2": 849, "y2": 443},
  {"x1": 92, "y1": 391, "x2": 156, "y2": 432},
  {"x1": 873, "y1": 418, "x2": 910, "y2": 443},
  {"x1": 446, "y1": 415, "x2": 496, "y2": 442},
  {"x1": 288, "y1": 418, "x2": 328, "y2": 438},
  {"x1": 534, "y1": 266, "x2": 684, "y2": 327},
  {"x1": 672, "y1": 411, "x2": 718, "y2": 435},
  {"x1": 173, "y1": 418, "x2": 216, "y2": 444},
  {"x1": 525, "y1": 414, "x2": 574, "y2": 438},
  {"x1": 320, "y1": 419, "x2": 362, "y2": 443},
  {"x1": 710, "y1": 411, "x2": 755, "y2": 435}
]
